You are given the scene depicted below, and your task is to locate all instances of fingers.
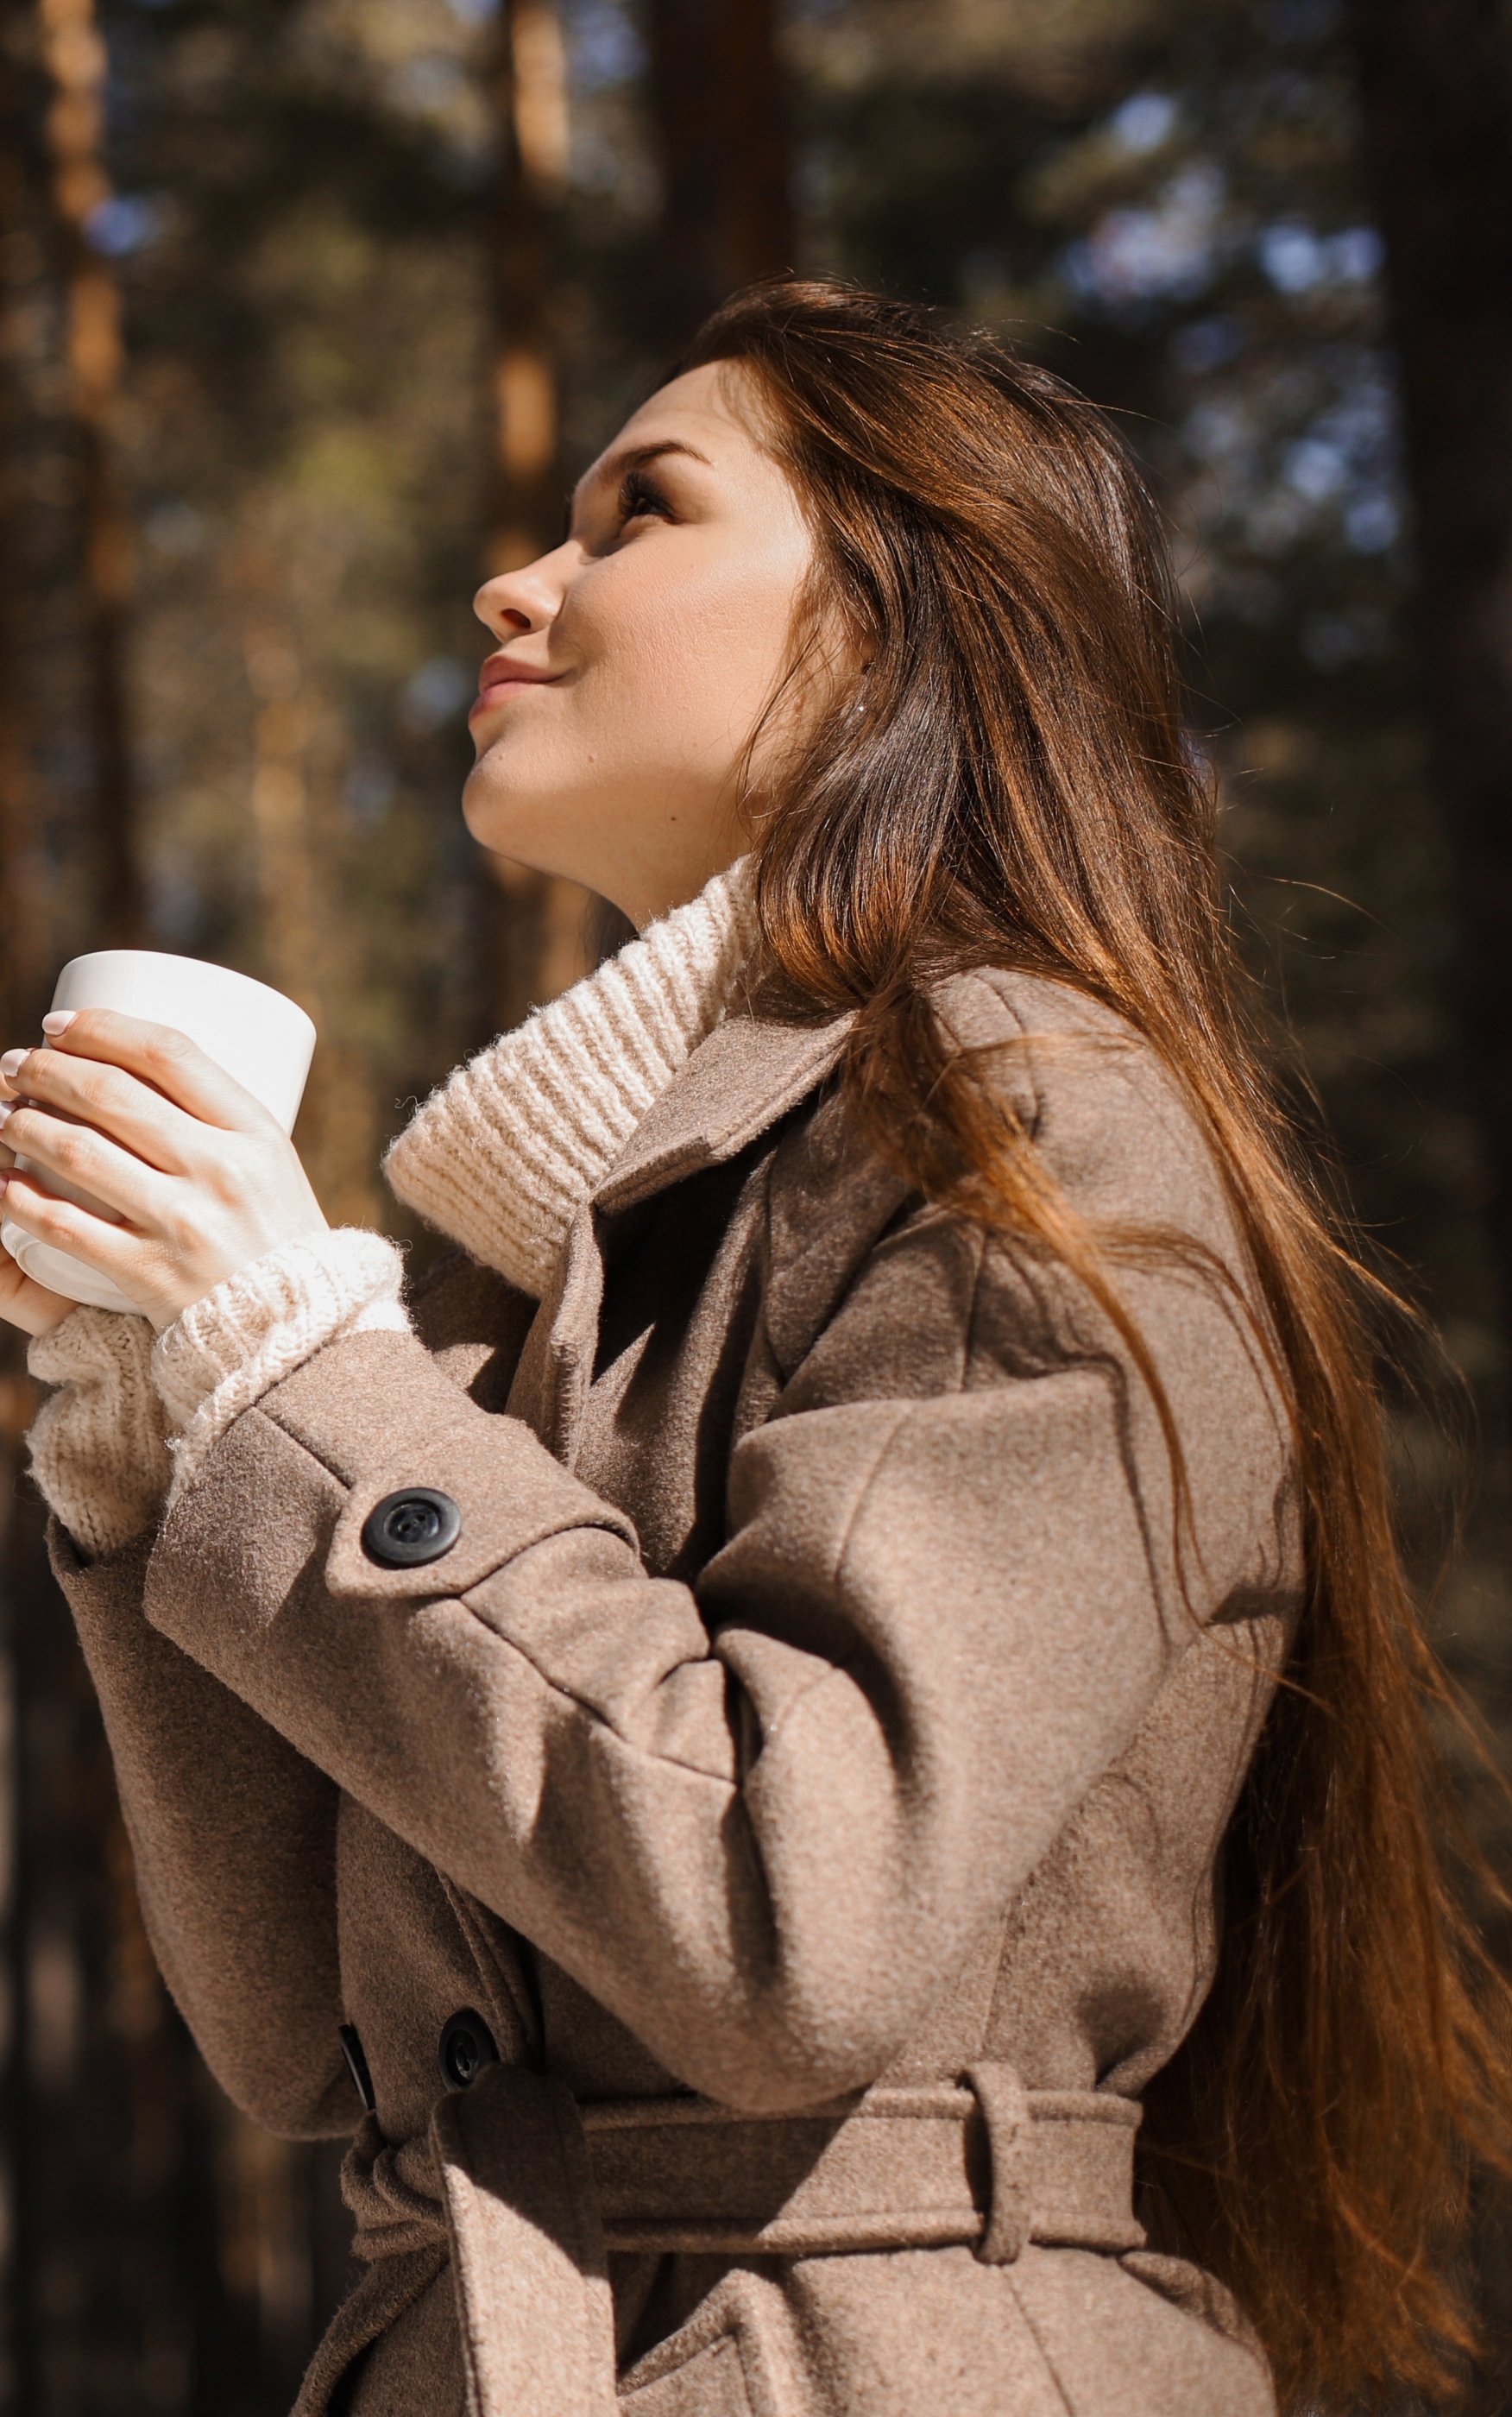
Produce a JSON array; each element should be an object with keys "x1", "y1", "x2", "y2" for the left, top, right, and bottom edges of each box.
[
  {"x1": 0, "y1": 1133, "x2": 328, "y2": 1331},
  {"x1": 0, "y1": 1241, "x2": 77, "y2": 1340},
  {"x1": 0, "y1": 1011, "x2": 326, "y2": 1330},
  {"x1": 0, "y1": 1010, "x2": 274, "y2": 1138},
  {"x1": 0, "y1": 1167, "x2": 148, "y2": 1303},
  {"x1": 0, "y1": 1058, "x2": 193, "y2": 1182},
  {"x1": 0, "y1": 1100, "x2": 173, "y2": 1227},
  {"x1": 0, "y1": 1024, "x2": 270, "y2": 1176}
]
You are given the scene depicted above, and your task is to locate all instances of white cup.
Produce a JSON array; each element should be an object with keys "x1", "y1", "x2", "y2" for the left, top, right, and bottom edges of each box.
[{"x1": 2, "y1": 950, "x2": 317, "y2": 1316}]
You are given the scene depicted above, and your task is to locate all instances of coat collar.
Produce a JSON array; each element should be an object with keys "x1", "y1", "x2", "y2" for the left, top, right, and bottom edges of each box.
[
  {"x1": 382, "y1": 855, "x2": 852, "y2": 1461},
  {"x1": 590, "y1": 1008, "x2": 852, "y2": 1216},
  {"x1": 382, "y1": 859, "x2": 765, "y2": 1297},
  {"x1": 511, "y1": 1005, "x2": 852, "y2": 1461}
]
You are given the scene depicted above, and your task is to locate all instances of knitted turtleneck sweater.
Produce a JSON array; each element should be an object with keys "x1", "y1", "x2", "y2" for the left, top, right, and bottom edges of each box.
[
  {"x1": 382, "y1": 852, "x2": 757, "y2": 1297},
  {"x1": 26, "y1": 858, "x2": 759, "y2": 1556}
]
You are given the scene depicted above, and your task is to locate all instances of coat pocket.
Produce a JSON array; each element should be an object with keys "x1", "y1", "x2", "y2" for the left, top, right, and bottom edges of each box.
[
  {"x1": 617, "y1": 2269, "x2": 802, "y2": 2417},
  {"x1": 1005, "y1": 2245, "x2": 1276, "y2": 2417}
]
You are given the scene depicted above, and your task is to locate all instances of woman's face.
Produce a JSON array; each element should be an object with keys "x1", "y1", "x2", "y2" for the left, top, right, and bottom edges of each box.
[{"x1": 465, "y1": 361, "x2": 816, "y2": 931}]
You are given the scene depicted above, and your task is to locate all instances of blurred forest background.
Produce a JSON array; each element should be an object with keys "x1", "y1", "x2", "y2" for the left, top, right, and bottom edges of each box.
[{"x1": 0, "y1": 0, "x2": 1509, "y2": 2407}]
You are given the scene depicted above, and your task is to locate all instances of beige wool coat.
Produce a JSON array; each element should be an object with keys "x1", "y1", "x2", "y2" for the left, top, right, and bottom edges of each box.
[{"x1": 50, "y1": 968, "x2": 1297, "y2": 2417}]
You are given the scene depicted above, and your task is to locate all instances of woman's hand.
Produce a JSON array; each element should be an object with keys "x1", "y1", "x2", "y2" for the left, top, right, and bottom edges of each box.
[
  {"x1": 0, "y1": 1195, "x2": 76, "y2": 1338},
  {"x1": 0, "y1": 1009, "x2": 328, "y2": 1331}
]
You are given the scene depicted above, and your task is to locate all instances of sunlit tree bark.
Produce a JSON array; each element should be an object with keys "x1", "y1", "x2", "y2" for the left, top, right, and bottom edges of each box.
[
  {"x1": 37, "y1": 0, "x2": 140, "y2": 943},
  {"x1": 0, "y1": 9, "x2": 248, "y2": 2400},
  {"x1": 0, "y1": 7, "x2": 77, "y2": 2399},
  {"x1": 0, "y1": 18, "x2": 51, "y2": 1042},
  {"x1": 483, "y1": 0, "x2": 592, "y2": 1032},
  {"x1": 237, "y1": 599, "x2": 384, "y2": 1233},
  {"x1": 490, "y1": 0, "x2": 569, "y2": 577}
]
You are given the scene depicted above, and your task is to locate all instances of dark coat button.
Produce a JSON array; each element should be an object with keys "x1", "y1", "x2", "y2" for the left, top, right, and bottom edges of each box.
[
  {"x1": 338, "y1": 2022, "x2": 376, "y2": 2113},
  {"x1": 362, "y1": 1487, "x2": 462, "y2": 1568},
  {"x1": 438, "y1": 2009, "x2": 499, "y2": 2093}
]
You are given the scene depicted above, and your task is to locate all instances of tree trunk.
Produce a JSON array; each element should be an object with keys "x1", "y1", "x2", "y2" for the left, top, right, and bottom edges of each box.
[
  {"x1": 646, "y1": 0, "x2": 793, "y2": 346},
  {"x1": 0, "y1": 8, "x2": 79, "y2": 2399},
  {"x1": 0, "y1": 6, "x2": 232, "y2": 2401},
  {"x1": 0, "y1": 6, "x2": 54, "y2": 1042},
  {"x1": 1346, "y1": 0, "x2": 1512, "y2": 1321},
  {"x1": 482, "y1": 0, "x2": 592, "y2": 1032},
  {"x1": 38, "y1": 0, "x2": 142, "y2": 944}
]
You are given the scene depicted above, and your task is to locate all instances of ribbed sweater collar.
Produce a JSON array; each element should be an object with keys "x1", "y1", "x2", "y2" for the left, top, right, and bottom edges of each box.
[{"x1": 382, "y1": 859, "x2": 759, "y2": 1298}]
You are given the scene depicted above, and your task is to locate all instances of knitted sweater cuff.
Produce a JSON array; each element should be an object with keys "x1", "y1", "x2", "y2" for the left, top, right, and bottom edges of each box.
[
  {"x1": 28, "y1": 1307, "x2": 173, "y2": 1558},
  {"x1": 152, "y1": 1227, "x2": 411, "y2": 1507}
]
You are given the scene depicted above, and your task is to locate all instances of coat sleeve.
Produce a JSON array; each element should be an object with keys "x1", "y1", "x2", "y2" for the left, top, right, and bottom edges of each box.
[
  {"x1": 55, "y1": 1526, "x2": 354, "y2": 2137},
  {"x1": 138, "y1": 1089, "x2": 1295, "y2": 2115},
  {"x1": 47, "y1": 1253, "x2": 538, "y2": 2138}
]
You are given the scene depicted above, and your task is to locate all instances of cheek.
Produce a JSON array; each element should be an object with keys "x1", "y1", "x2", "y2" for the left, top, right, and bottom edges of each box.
[{"x1": 572, "y1": 541, "x2": 808, "y2": 746}]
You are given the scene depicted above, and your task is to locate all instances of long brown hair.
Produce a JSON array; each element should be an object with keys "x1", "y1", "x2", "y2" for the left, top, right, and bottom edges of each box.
[{"x1": 679, "y1": 279, "x2": 1512, "y2": 2413}]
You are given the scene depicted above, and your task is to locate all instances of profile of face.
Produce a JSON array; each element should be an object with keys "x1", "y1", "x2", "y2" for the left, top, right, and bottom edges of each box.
[{"x1": 464, "y1": 361, "x2": 819, "y2": 932}]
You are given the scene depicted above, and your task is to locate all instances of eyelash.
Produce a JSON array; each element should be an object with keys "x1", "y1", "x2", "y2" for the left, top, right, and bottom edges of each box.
[{"x1": 618, "y1": 468, "x2": 673, "y2": 527}]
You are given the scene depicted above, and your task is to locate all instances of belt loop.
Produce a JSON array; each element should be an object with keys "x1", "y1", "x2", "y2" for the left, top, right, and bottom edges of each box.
[{"x1": 965, "y1": 2062, "x2": 1036, "y2": 2264}]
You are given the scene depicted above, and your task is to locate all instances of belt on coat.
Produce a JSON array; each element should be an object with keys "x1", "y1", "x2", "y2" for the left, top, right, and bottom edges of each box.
[
  {"x1": 324, "y1": 2061, "x2": 1146, "y2": 2417},
  {"x1": 577, "y1": 2065, "x2": 1145, "y2": 2261}
]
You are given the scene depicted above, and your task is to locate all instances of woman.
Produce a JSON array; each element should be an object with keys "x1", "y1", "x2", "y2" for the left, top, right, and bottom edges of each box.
[{"x1": 0, "y1": 281, "x2": 1506, "y2": 2416}]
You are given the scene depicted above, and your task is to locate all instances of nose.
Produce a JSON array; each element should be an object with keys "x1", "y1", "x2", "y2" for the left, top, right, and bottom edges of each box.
[{"x1": 473, "y1": 540, "x2": 575, "y2": 641}]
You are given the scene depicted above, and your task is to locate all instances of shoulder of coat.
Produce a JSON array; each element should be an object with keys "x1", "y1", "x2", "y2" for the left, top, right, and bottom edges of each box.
[{"x1": 931, "y1": 967, "x2": 1230, "y2": 1243}]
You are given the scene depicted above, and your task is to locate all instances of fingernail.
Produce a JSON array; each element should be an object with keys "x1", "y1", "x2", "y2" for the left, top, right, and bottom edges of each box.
[
  {"x1": 41, "y1": 1010, "x2": 75, "y2": 1036},
  {"x1": 0, "y1": 1050, "x2": 27, "y2": 1082}
]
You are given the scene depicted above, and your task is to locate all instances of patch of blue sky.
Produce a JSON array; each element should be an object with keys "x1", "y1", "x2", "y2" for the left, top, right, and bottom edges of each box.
[
  {"x1": 402, "y1": 657, "x2": 476, "y2": 734},
  {"x1": 1065, "y1": 165, "x2": 1226, "y2": 306},
  {"x1": 85, "y1": 194, "x2": 165, "y2": 256},
  {"x1": 1106, "y1": 92, "x2": 1179, "y2": 157},
  {"x1": 564, "y1": 0, "x2": 646, "y2": 92},
  {"x1": 1259, "y1": 221, "x2": 1384, "y2": 294}
]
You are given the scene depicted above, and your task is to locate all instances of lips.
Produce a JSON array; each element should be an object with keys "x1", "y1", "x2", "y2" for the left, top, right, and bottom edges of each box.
[{"x1": 471, "y1": 658, "x2": 558, "y2": 716}]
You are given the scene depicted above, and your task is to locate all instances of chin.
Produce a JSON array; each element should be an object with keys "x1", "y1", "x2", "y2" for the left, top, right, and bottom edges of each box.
[
  {"x1": 462, "y1": 762, "x2": 537, "y2": 859},
  {"x1": 462, "y1": 779, "x2": 602, "y2": 898}
]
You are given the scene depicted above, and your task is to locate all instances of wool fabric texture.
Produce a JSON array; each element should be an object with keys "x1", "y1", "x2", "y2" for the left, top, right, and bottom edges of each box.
[
  {"x1": 22, "y1": 849, "x2": 1298, "y2": 2413},
  {"x1": 26, "y1": 1233, "x2": 410, "y2": 1546},
  {"x1": 382, "y1": 856, "x2": 759, "y2": 1296},
  {"x1": 152, "y1": 1228, "x2": 411, "y2": 1505},
  {"x1": 49, "y1": 967, "x2": 1296, "y2": 2416},
  {"x1": 28, "y1": 1307, "x2": 173, "y2": 1557}
]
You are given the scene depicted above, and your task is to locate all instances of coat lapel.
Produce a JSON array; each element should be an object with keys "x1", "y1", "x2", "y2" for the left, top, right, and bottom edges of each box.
[
  {"x1": 508, "y1": 1010, "x2": 851, "y2": 1464},
  {"x1": 593, "y1": 1010, "x2": 851, "y2": 1215}
]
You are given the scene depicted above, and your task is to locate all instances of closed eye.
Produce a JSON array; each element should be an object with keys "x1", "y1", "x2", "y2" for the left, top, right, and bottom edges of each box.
[{"x1": 617, "y1": 466, "x2": 676, "y2": 528}]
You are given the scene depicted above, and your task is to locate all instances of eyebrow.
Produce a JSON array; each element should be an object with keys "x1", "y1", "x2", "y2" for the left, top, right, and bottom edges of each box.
[{"x1": 571, "y1": 438, "x2": 714, "y2": 518}]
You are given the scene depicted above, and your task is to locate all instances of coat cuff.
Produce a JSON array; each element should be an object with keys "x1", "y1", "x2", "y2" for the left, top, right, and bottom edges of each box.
[
  {"x1": 152, "y1": 1228, "x2": 412, "y2": 1508},
  {"x1": 27, "y1": 1306, "x2": 173, "y2": 1557}
]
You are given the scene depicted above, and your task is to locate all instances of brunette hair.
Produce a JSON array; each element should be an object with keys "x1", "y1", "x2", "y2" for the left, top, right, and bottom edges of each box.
[{"x1": 679, "y1": 278, "x2": 1512, "y2": 2413}]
